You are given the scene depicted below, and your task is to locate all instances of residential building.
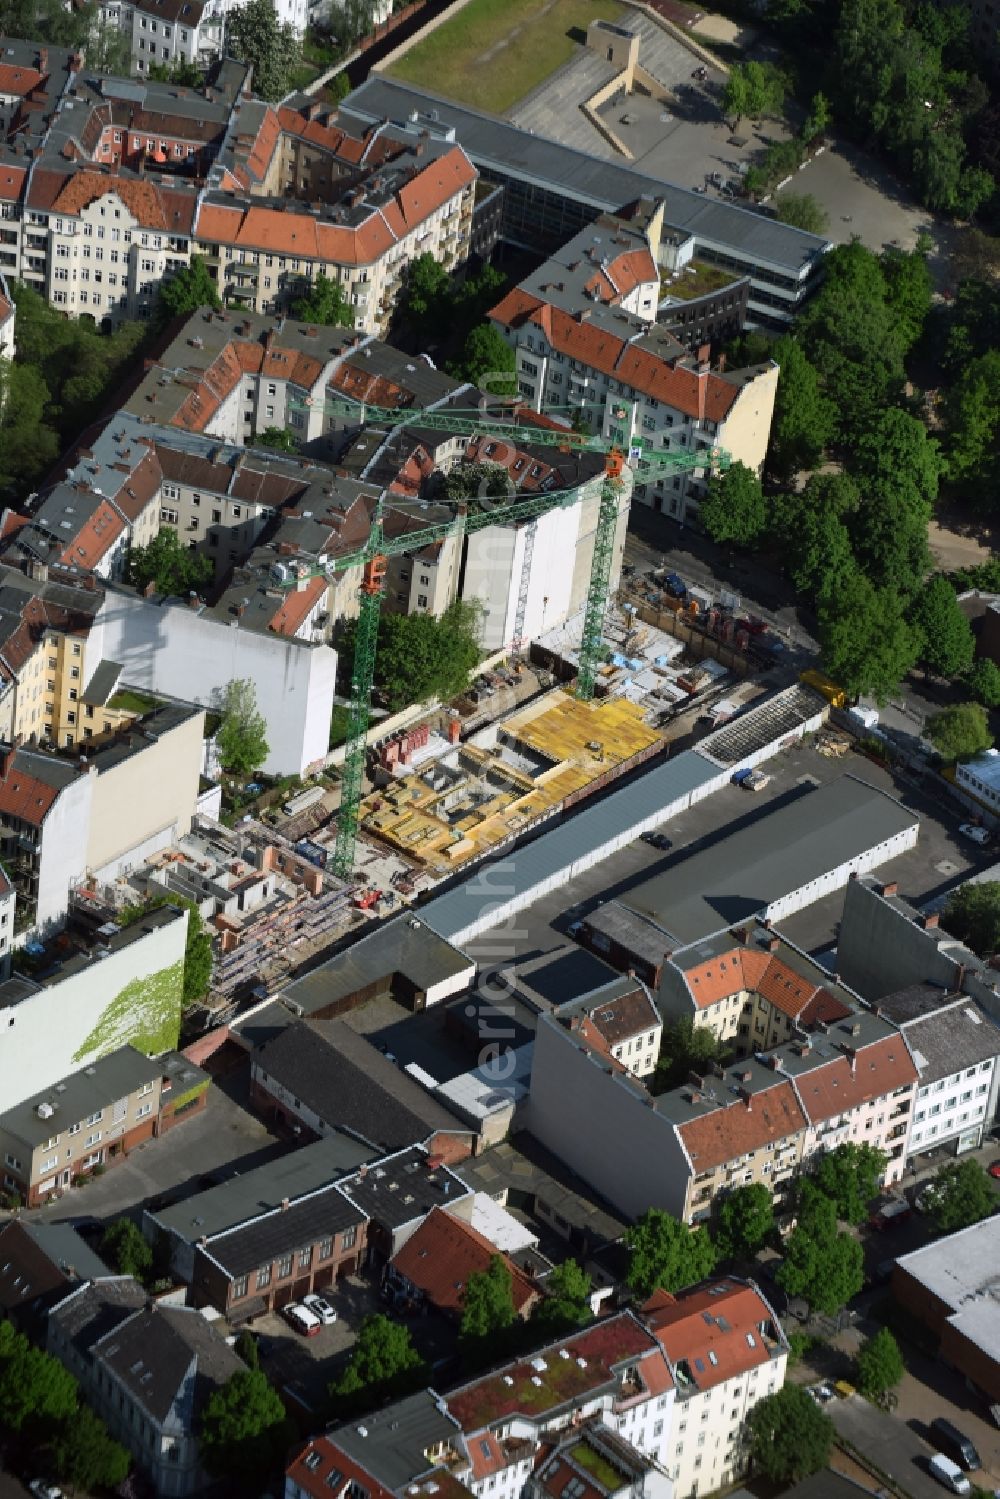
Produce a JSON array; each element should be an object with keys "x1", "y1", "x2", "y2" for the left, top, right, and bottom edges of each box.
[
  {"x1": 558, "y1": 976, "x2": 662, "y2": 1078},
  {"x1": 249, "y1": 1017, "x2": 477, "y2": 1163},
  {"x1": 384, "y1": 1205, "x2": 541, "y2": 1321},
  {"x1": 190, "y1": 1178, "x2": 368, "y2": 1318},
  {"x1": 0, "y1": 1044, "x2": 169, "y2": 1206},
  {"x1": 48, "y1": 1279, "x2": 244, "y2": 1497},
  {"x1": 0, "y1": 1219, "x2": 110, "y2": 1332},
  {"x1": 339, "y1": 1144, "x2": 472, "y2": 1262},
  {"x1": 874, "y1": 986, "x2": 1000, "y2": 1157},
  {"x1": 342, "y1": 78, "x2": 832, "y2": 325},
  {"x1": 286, "y1": 1314, "x2": 677, "y2": 1499},
  {"x1": 0, "y1": 272, "x2": 14, "y2": 357},
  {"x1": 642, "y1": 1278, "x2": 787, "y2": 1496},
  {"x1": 144, "y1": 1134, "x2": 378, "y2": 1281},
  {"x1": 529, "y1": 1423, "x2": 672, "y2": 1499},
  {"x1": 0, "y1": 902, "x2": 188, "y2": 1109},
  {"x1": 529, "y1": 959, "x2": 918, "y2": 1222},
  {"x1": 892, "y1": 1218, "x2": 1000, "y2": 1401}
]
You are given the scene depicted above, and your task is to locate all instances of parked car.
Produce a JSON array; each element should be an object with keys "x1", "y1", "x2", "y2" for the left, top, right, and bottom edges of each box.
[
  {"x1": 641, "y1": 831, "x2": 672, "y2": 850},
  {"x1": 869, "y1": 1199, "x2": 911, "y2": 1231},
  {"x1": 959, "y1": 823, "x2": 991, "y2": 847},
  {"x1": 929, "y1": 1454, "x2": 972, "y2": 1495},
  {"x1": 29, "y1": 1483, "x2": 63, "y2": 1499},
  {"x1": 282, "y1": 1303, "x2": 321, "y2": 1338},
  {"x1": 988, "y1": 1160, "x2": 1000, "y2": 1179},
  {"x1": 302, "y1": 1293, "x2": 337, "y2": 1326},
  {"x1": 930, "y1": 1419, "x2": 980, "y2": 1471}
]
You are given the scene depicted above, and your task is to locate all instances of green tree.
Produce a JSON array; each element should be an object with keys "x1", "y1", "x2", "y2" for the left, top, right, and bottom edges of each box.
[
  {"x1": 771, "y1": 474, "x2": 858, "y2": 598},
  {"x1": 148, "y1": 57, "x2": 206, "y2": 85},
  {"x1": 0, "y1": 1322, "x2": 77, "y2": 1435},
  {"x1": 881, "y1": 245, "x2": 933, "y2": 353},
  {"x1": 944, "y1": 881, "x2": 1000, "y2": 956},
  {"x1": 852, "y1": 407, "x2": 942, "y2": 510},
  {"x1": 235, "y1": 1329, "x2": 260, "y2": 1369},
  {"x1": 768, "y1": 338, "x2": 835, "y2": 478},
  {"x1": 199, "y1": 1368, "x2": 292, "y2": 1484},
  {"x1": 699, "y1": 462, "x2": 766, "y2": 547},
  {"x1": 402, "y1": 252, "x2": 450, "y2": 341},
  {"x1": 818, "y1": 574, "x2": 919, "y2": 702},
  {"x1": 460, "y1": 1254, "x2": 516, "y2": 1346},
  {"x1": 342, "y1": 598, "x2": 482, "y2": 711},
  {"x1": 855, "y1": 1327, "x2": 905, "y2": 1398},
  {"x1": 217, "y1": 678, "x2": 269, "y2": 776},
  {"x1": 924, "y1": 701, "x2": 993, "y2": 761},
  {"x1": 256, "y1": 425, "x2": 297, "y2": 452},
  {"x1": 652, "y1": 1017, "x2": 729, "y2": 1094},
  {"x1": 777, "y1": 1189, "x2": 864, "y2": 1313},
  {"x1": 126, "y1": 527, "x2": 214, "y2": 597},
  {"x1": 533, "y1": 1259, "x2": 593, "y2": 1334},
  {"x1": 0, "y1": 360, "x2": 60, "y2": 495},
  {"x1": 625, "y1": 1208, "x2": 718, "y2": 1299},
  {"x1": 228, "y1": 0, "x2": 301, "y2": 99},
  {"x1": 450, "y1": 323, "x2": 516, "y2": 396},
  {"x1": 715, "y1": 1183, "x2": 774, "y2": 1259},
  {"x1": 911, "y1": 577, "x2": 975, "y2": 678},
  {"x1": 924, "y1": 1158, "x2": 997, "y2": 1232},
  {"x1": 945, "y1": 350, "x2": 1000, "y2": 492},
  {"x1": 291, "y1": 272, "x2": 355, "y2": 328},
  {"x1": 332, "y1": 1314, "x2": 425, "y2": 1409},
  {"x1": 44, "y1": 1405, "x2": 130, "y2": 1491},
  {"x1": 85, "y1": 17, "x2": 134, "y2": 73},
  {"x1": 100, "y1": 1217, "x2": 153, "y2": 1281},
  {"x1": 968, "y1": 658, "x2": 1000, "y2": 708},
  {"x1": 749, "y1": 1385, "x2": 834, "y2": 1483},
  {"x1": 722, "y1": 60, "x2": 786, "y2": 130},
  {"x1": 810, "y1": 1143, "x2": 888, "y2": 1224},
  {"x1": 775, "y1": 193, "x2": 829, "y2": 233},
  {"x1": 801, "y1": 91, "x2": 831, "y2": 142},
  {"x1": 154, "y1": 254, "x2": 220, "y2": 331}
]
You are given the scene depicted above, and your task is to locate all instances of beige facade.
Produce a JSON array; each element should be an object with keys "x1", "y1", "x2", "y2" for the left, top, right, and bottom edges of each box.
[
  {"x1": 684, "y1": 1128, "x2": 805, "y2": 1221},
  {"x1": 43, "y1": 191, "x2": 191, "y2": 326},
  {"x1": 86, "y1": 705, "x2": 204, "y2": 877}
]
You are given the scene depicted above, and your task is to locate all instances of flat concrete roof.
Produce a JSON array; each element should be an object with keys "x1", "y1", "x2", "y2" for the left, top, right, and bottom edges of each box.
[
  {"x1": 606, "y1": 775, "x2": 918, "y2": 947},
  {"x1": 279, "y1": 915, "x2": 475, "y2": 1016},
  {"x1": 895, "y1": 1215, "x2": 1000, "y2": 1310}
]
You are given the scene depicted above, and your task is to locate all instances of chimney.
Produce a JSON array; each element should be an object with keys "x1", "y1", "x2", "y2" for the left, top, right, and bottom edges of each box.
[
  {"x1": 733, "y1": 926, "x2": 749, "y2": 945},
  {"x1": 766, "y1": 1054, "x2": 783, "y2": 1071},
  {"x1": 0, "y1": 747, "x2": 14, "y2": 780},
  {"x1": 281, "y1": 1197, "x2": 289, "y2": 1210},
  {"x1": 188, "y1": 592, "x2": 201, "y2": 609},
  {"x1": 741, "y1": 1089, "x2": 753, "y2": 1110},
  {"x1": 687, "y1": 1070, "x2": 704, "y2": 1088},
  {"x1": 569, "y1": 1016, "x2": 583, "y2": 1032},
  {"x1": 767, "y1": 935, "x2": 780, "y2": 952},
  {"x1": 881, "y1": 880, "x2": 898, "y2": 898},
  {"x1": 920, "y1": 912, "x2": 939, "y2": 930},
  {"x1": 717, "y1": 352, "x2": 727, "y2": 373},
  {"x1": 38, "y1": 48, "x2": 48, "y2": 74}
]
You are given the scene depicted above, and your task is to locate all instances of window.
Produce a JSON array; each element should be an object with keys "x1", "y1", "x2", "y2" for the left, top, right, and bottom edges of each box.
[
  {"x1": 85, "y1": 1110, "x2": 103, "y2": 1126},
  {"x1": 232, "y1": 1275, "x2": 248, "y2": 1299},
  {"x1": 85, "y1": 1132, "x2": 101, "y2": 1147},
  {"x1": 417, "y1": 594, "x2": 429, "y2": 608},
  {"x1": 136, "y1": 1102, "x2": 152, "y2": 1119},
  {"x1": 40, "y1": 1155, "x2": 57, "y2": 1173},
  {"x1": 318, "y1": 1237, "x2": 333, "y2": 1260},
  {"x1": 277, "y1": 1254, "x2": 292, "y2": 1278},
  {"x1": 256, "y1": 1265, "x2": 272, "y2": 1289},
  {"x1": 341, "y1": 1225, "x2": 358, "y2": 1251},
  {"x1": 4, "y1": 1154, "x2": 21, "y2": 1171},
  {"x1": 297, "y1": 1246, "x2": 312, "y2": 1269}
]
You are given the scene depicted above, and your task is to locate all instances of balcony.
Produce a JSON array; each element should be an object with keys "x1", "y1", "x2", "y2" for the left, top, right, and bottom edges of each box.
[{"x1": 889, "y1": 1103, "x2": 910, "y2": 1120}]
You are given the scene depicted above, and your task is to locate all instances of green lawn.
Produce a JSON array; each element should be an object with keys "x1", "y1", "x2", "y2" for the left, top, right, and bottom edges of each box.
[
  {"x1": 387, "y1": 0, "x2": 626, "y2": 115},
  {"x1": 108, "y1": 689, "x2": 160, "y2": 715},
  {"x1": 661, "y1": 260, "x2": 740, "y2": 302}
]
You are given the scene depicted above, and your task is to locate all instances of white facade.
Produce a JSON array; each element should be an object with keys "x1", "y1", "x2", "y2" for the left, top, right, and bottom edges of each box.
[
  {"x1": 33, "y1": 772, "x2": 95, "y2": 934},
  {"x1": 42, "y1": 190, "x2": 191, "y2": 326},
  {"x1": 0, "y1": 909, "x2": 187, "y2": 1112},
  {"x1": 0, "y1": 274, "x2": 14, "y2": 360},
  {"x1": 956, "y1": 750, "x2": 1000, "y2": 812},
  {"x1": 909, "y1": 1058, "x2": 996, "y2": 1156},
  {"x1": 799, "y1": 1081, "x2": 916, "y2": 1188},
  {"x1": 669, "y1": 1351, "x2": 786, "y2": 1497},
  {"x1": 92, "y1": 586, "x2": 337, "y2": 775}
]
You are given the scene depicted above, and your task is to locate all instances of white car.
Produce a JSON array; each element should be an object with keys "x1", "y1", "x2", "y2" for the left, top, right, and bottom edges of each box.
[
  {"x1": 29, "y1": 1484, "x2": 63, "y2": 1499},
  {"x1": 959, "y1": 823, "x2": 990, "y2": 846},
  {"x1": 282, "y1": 1302, "x2": 321, "y2": 1337},
  {"x1": 302, "y1": 1292, "x2": 338, "y2": 1325}
]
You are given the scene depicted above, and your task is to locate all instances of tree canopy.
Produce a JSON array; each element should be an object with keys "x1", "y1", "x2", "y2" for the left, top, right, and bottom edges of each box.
[
  {"x1": 777, "y1": 1187, "x2": 864, "y2": 1313},
  {"x1": 533, "y1": 1259, "x2": 593, "y2": 1335},
  {"x1": 43, "y1": 1404, "x2": 130, "y2": 1493},
  {"x1": 775, "y1": 193, "x2": 829, "y2": 234},
  {"x1": 749, "y1": 1385, "x2": 834, "y2": 1483},
  {"x1": 332, "y1": 1314, "x2": 425, "y2": 1410},
  {"x1": 714, "y1": 1183, "x2": 774, "y2": 1259},
  {"x1": 699, "y1": 462, "x2": 767, "y2": 547},
  {"x1": 291, "y1": 272, "x2": 355, "y2": 328},
  {"x1": 449, "y1": 323, "x2": 517, "y2": 395},
  {"x1": 968, "y1": 658, "x2": 1000, "y2": 708},
  {"x1": 100, "y1": 1217, "x2": 153, "y2": 1281},
  {"x1": 924, "y1": 702, "x2": 993, "y2": 761},
  {"x1": 768, "y1": 337, "x2": 836, "y2": 480},
  {"x1": 910, "y1": 577, "x2": 975, "y2": 678},
  {"x1": 126, "y1": 528, "x2": 214, "y2": 598},
  {"x1": 625, "y1": 1208, "x2": 718, "y2": 1299},
  {"x1": 154, "y1": 255, "x2": 220, "y2": 331},
  {"x1": 652, "y1": 1017, "x2": 729, "y2": 1094},
  {"x1": 923, "y1": 1159, "x2": 997, "y2": 1233},
  {"x1": 810, "y1": 1143, "x2": 888, "y2": 1225},
  {"x1": 722, "y1": 61, "x2": 786, "y2": 129},
  {"x1": 460, "y1": 1255, "x2": 516, "y2": 1347},
  {"x1": 227, "y1": 0, "x2": 302, "y2": 100},
  {"x1": 199, "y1": 1368, "x2": 292, "y2": 1484},
  {"x1": 342, "y1": 598, "x2": 482, "y2": 711},
  {"x1": 818, "y1": 573, "x2": 920, "y2": 702},
  {"x1": 855, "y1": 1327, "x2": 905, "y2": 1398},
  {"x1": 217, "y1": 678, "x2": 270, "y2": 777},
  {"x1": 944, "y1": 881, "x2": 1000, "y2": 957},
  {"x1": 0, "y1": 1321, "x2": 78, "y2": 1434}
]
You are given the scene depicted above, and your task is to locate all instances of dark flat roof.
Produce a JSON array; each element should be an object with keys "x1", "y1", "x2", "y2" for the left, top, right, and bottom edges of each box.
[
  {"x1": 340, "y1": 1145, "x2": 470, "y2": 1231},
  {"x1": 281, "y1": 916, "x2": 474, "y2": 1016},
  {"x1": 203, "y1": 1181, "x2": 363, "y2": 1277}
]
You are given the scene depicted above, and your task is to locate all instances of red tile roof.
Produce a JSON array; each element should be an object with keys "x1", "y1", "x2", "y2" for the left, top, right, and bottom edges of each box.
[
  {"x1": 793, "y1": 1035, "x2": 918, "y2": 1124},
  {"x1": 490, "y1": 291, "x2": 741, "y2": 421},
  {"x1": 0, "y1": 164, "x2": 27, "y2": 203},
  {"x1": 681, "y1": 946, "x2": 852, "y2": 1024},
  {"x1": 391, "y1": 1207, "x2": 539, "y2": 1319},
  {"x1": 267, "y1": 574, "x2": 326, "y2": 638},
  {"x1": 0, "y1": 759, "x2": 66, "y2": 825},
  {"x1": 58, "y1": 498, "x2": 125, "y2": 570},
  {"x1": 286, "y1": 1439, "x2": 394, "y2": 1499},
  {"x1": 643, "y1": 1279, "x2": 779, "y2": 1390},
  {"x1": 582, "y1": 249, "x2": 658, "y2": 305},
  {"x1": 32, "y1": 170, "x2": 196, "y2": 232},
  {"x1": 676, "y1": 1079, "x2": 807, "y2": 1172},
  {"x1": 0, "y1": 63, "x2": 44, "y2": 96}
]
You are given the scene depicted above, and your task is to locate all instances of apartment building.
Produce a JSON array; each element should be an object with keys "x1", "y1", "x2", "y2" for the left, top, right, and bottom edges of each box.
[
  {"x1": 48, "y1": 1279, "x2": 244, "y2": 1497},
  {"x1": 287, "y1": 1315, "x2": 677, "y2": 1499},
  {"x1": 491, "y1": 285, "x2": 777, "y2": 523},
  {"x1": 559, "y1": 975, "x2": 662, "y2": 1079},
  {"x1": 0, "y1": 272, "x2": 14, "y2": 357},
  {"x1": 385, "y1": 1205, "x2": 541, "y2": 1321},
  {"x1": 0, "y1": 1045, "x2": 164, "y2": 1205},
  {"x1": 643, "y1": 1279, "x2": 787, "y2": 1497},
  {"x1": 875, "y1": 986, "x2": 1000, "y2": 1157},
  {"x1": 529, "y1": 1424, "x2": 671, "y2": 1499},
  {"x1": 0, "y1": 565, "x2": 104, "y2": 746},
  {"x1": 529, "y1": 958, "x2": 919, "y2": 1222},
  {"x1": 102, "y1": 0, "x2": 314, "y2": 74}
]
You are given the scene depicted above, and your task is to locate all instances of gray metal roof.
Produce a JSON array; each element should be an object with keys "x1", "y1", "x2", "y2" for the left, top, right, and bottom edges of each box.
[
  {"x1": 21, "y1": 1223, "x2": 112, "y2": 1283},
  {"x1": 895, "y1": 1215, "x2": 1000, "y2": 1310},
  {"x1": 331, "y1": 1391, "x2": 460, "y2": 1489},
  {"x1": 342, "y1": 77, "x2": 830, "y2": 276},
  {"x1": 280, "y1": 916, "x2": 474, "y2": 1016},
  {"x1": 418, "y1": 749, "x2": 720, "y2": 942},
  {"x1": 340, "y1": 1145, "x2": 470, "y2": 1231},
  {"x1": 204, "y1": 1180, "x2": 363, "y2": 1277},
  {"x1": 453, "y1": 1133, "x2": 627, "y2": 1247},
  {"x1": 613, "y1": 774, "x2": 918, "y2": 948},
  {"x1": 897, "y1": 999, "x2": 1000, "y2": 1086},
  {"x1": 0, "y1": 1045, "x2": 163, "y2": 1148},
  {"x1": 147, "y1": 1135, "x2": 378, "y2": 1245}
]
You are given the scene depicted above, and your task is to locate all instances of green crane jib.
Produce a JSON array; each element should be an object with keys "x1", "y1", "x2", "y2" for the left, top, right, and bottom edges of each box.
[{"x1": 280, "y1": 395, "x2": 729, "y2": 878}]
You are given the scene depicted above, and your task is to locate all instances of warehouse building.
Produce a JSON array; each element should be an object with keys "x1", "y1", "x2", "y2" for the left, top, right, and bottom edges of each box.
[{"x1": 892, "y1": 1218, "x2": 1000, "y2": 1401}]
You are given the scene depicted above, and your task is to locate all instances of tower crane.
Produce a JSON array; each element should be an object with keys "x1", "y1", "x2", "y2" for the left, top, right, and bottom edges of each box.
[{"x1": 279, "y1": 394, "x2": 729, "y2": 878}]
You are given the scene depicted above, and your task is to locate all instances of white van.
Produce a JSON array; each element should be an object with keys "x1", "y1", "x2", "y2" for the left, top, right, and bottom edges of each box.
[{"x1": 929, "y1": 1454, "x2": 971, "y2": 1495}]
